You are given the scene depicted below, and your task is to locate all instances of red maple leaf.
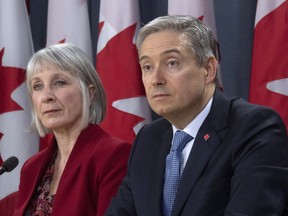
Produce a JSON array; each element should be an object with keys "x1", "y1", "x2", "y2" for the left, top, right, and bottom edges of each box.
[
  {"x1": 58, "y1": 39, "x2": 65, "y2": 44},
  {"x1": 249, "y1": 2, "x2": 288, "y2": 129},
  {"x1": 0, "y1": 132, "x2": 3, "y2": 164},
  {"x1": 98, "y1": 21, "x2": 104, "y2": 36},
  {"x1": 198, "y1": 15, "x2": 204, "y2": 21},
  {"x1": 0, "y1": 48, "x2": 26, "y2": 114},
  {"x1": 96, "y1": 23, "x2": 146, "y2": 143}
]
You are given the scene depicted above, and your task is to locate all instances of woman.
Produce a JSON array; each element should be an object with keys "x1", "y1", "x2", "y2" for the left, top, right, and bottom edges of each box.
[{"x1": 14, "y1": 43, "x2": 131, "y2": 216}]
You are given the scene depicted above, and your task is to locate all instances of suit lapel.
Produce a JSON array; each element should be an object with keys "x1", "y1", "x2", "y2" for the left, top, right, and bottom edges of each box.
[
  {"x1": 172, "y1": 90, "x2": 230, "y2": 215},
  {"x1": 172, "y1": 124, "x2": 221, "y2": 215},
  {"x1": 148, "y1": 127, "x2": 173, "y2": 215}
]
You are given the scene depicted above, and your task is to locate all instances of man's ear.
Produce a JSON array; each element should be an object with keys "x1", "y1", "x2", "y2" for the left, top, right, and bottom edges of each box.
[{"x1": 204, "y1": 57, "x2": 218, "y2": 84}]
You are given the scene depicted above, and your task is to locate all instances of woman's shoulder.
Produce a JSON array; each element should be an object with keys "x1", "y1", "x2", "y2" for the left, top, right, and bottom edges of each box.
[
  {"x1": 20, "y1": 148, "x2": 48, "y2": 174},
  {"x1": 78, "y1": 124, "x2": 131, "y2": 156},
  {"x1": 82, "y1": 124, "x2": 131, "y2": 146}
]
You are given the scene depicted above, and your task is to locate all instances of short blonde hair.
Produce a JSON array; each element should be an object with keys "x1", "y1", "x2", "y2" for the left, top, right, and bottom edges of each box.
[{"x1": 26, "y1": 43, "x2": 106, "y2": 136}]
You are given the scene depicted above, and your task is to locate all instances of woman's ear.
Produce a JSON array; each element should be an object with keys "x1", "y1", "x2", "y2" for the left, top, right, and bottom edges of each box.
[
  {"x1": 204, "y1": 57, "x2": 218, "y2": 84},
  {"x1": 88, "y1": 84, "x2": 95, "y2": 105}
]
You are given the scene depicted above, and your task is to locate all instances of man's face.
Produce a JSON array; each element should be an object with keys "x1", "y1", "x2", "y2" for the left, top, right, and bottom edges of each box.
[{"x1": 139, "y1": 31, "x2": 214, "y2": 128}]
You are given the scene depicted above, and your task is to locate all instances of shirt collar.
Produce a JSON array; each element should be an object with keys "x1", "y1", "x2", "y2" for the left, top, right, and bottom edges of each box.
[{"x1": 172, "y1": 97, "x2": 213, "y2": 138}]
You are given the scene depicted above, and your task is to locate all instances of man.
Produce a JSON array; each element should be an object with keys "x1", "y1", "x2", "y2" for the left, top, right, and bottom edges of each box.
[{"x1": 106, "y1": 15, "x2": 288, "y2": 216}]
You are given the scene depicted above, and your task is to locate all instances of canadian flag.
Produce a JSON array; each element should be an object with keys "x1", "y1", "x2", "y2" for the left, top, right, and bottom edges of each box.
[
  {"x1": 249, "y1": 0, "x2": 288, "y2": 129},
  {"x1": 168, "y1": 0, "x2": 222, "y2": 88},
  {"x1": 40, "y1": 0, "x2": 94, "y2": 147},
  {"x1": 96, "y1": 0, "x2": 151, "y2": 143},
  {"x1": 168, "y1": 0, "x2": 217, "y2": 36},
  {"x1": 0, "y1": 0, "x2": 39, "y2": 214},
  {"x1": 46, "y1": 0, "x2": 93, "y2": 60}
]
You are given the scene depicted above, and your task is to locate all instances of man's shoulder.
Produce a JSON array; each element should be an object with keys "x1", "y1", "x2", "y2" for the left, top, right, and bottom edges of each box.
[
  {"x1": 230, "y1": 95, "x2": 280, "y2": 119},
  {"x1": 211, "y1": 90, "x2": 286, "y2": 132},
  {"x1": 215, "y1": 90, "x2": 280, "y2": 119},
  {"x1": 144, "y1": 117, "x2": 170, "y2": 131}
]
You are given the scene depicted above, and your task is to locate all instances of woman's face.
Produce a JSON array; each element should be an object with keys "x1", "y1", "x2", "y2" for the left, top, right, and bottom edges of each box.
[{"x1": 30, "y1": 65, "x2": 83, "y2": 133}]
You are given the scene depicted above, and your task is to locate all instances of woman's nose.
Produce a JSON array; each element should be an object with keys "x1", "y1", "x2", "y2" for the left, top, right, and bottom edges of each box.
[{"x1": 41, "y1": 88, "x2": 55, "y2": 103}]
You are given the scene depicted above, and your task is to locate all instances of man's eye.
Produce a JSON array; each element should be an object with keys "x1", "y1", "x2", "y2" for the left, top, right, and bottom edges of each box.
[
  {"x1": 168, "y1": 60, "x2": 178, "y2": 67},
  {"x1": 143, "y1": 65, "x2": 152, "y2": 71}
]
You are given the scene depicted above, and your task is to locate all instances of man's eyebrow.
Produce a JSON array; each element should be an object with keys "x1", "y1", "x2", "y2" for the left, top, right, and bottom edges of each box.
[
  {"x1": 162, "y1": 49, "x2": 181, "y2": 55},
  {"x1": 139, "y1": 55, "x2": 148, "y2": 62},
  {"x1": 139, "y1": 49, "x2": 181, "y2": 62}
]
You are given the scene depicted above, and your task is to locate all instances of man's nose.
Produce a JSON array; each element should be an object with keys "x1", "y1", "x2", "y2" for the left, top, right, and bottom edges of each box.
[{"x1": 152, "y1": 67, "x2": 166, "y2": 86}]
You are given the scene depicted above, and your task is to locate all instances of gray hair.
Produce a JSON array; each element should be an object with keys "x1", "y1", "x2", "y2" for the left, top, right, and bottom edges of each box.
[
  {"x1": 26, "y1": 43, "x2": 106, "y2": 137},
  {"x1": 136, "y1": 15, "x2": 221, "y2": 88}
]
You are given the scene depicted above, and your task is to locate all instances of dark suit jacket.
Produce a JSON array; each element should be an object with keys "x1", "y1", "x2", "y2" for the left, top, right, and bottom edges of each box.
[
  {"x1": 106, "y1": 90, "x2": 288, "y2": 216},
  {"x1": 14, "y1": 124, "x2": 131, "y2": 216}
]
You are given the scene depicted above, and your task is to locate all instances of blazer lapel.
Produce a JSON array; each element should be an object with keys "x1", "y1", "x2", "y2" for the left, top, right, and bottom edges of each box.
[
  {"x1": 148, "y1": 128, "x2": 173, "y2": 215},
  {"x1": 172, "y1": 124, "x2": 221, "y2": 215},
  {"x1": 23, "y1": 137, "x2": 57, "y2": 211},
  {"x1": 172, "y1": 90, "x2": 230, "y2": 215}
]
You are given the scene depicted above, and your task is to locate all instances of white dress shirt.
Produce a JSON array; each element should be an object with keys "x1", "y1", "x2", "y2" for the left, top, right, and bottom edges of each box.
[{"x1": 171, "y1": 97, "x2": 213, "y2": 174}]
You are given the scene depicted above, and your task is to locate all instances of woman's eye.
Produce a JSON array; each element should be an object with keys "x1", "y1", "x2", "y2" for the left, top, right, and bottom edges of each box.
[
  {"x1": 54, "y1": 80, "x2": 66, "y2": 86},
  {"x1": 32, "y1": 83, "x2": 43, "y2": 91}
]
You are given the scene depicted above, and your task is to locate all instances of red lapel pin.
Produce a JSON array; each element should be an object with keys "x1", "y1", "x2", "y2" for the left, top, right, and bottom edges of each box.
[{"x1": 204, "y1": 134, "x2": 210, "y2": 141}]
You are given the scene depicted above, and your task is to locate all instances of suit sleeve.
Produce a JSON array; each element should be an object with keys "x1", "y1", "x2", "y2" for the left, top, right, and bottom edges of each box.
[
  {"x1": 105, "y1": 168, "x2": 137, "y2": 216},
  {"x1": 225, "y1": 107, "x2": 288, "y2": 215},
  {"x1": 96, "y1": 142, "x2": 132, "y2": 216},
  {"x1": 105, "y1": 128, "x2": 145, "y2": 216}
]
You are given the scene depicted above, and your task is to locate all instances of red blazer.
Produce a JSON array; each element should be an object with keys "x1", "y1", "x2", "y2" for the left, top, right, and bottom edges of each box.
[{"x1": 14, "y1": 124, "x2": 131, "y2": 216}]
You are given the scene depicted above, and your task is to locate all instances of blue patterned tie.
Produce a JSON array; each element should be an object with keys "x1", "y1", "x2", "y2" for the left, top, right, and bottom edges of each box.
[{"x1": 163, "y1": 130, "x2": 193, "y2": 216}]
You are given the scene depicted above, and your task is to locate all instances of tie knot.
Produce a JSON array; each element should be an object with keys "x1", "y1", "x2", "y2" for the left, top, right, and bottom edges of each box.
[{"x1": 171, "y1": 130, "x2": 193, "y2": 152}]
